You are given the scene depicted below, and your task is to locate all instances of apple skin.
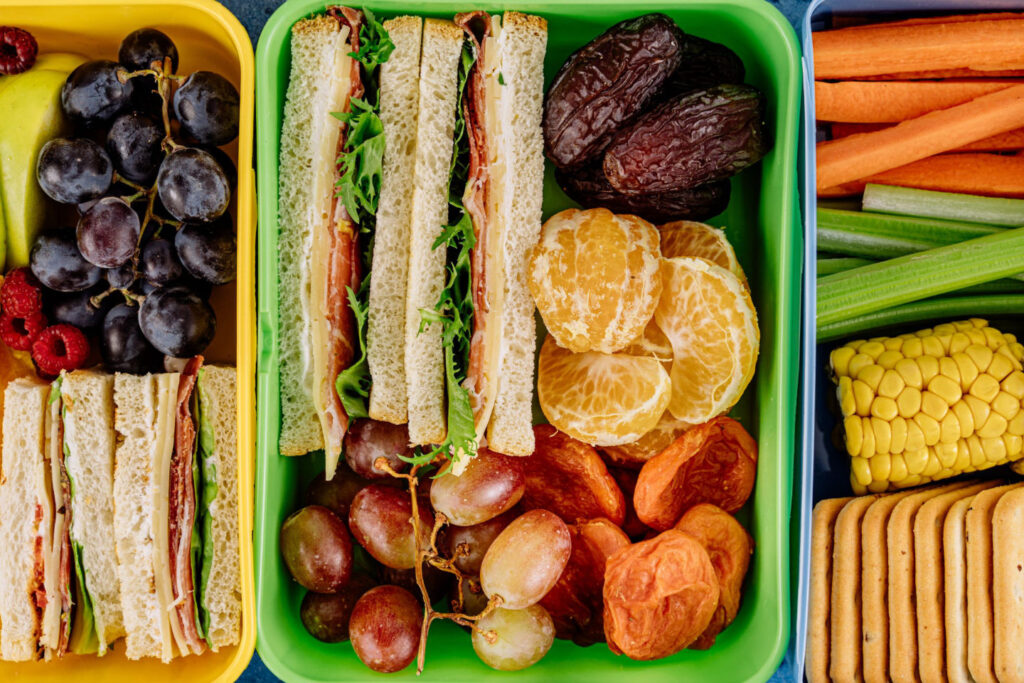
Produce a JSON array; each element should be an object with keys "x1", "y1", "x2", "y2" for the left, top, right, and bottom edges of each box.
[{"x1": 0, "y1": 53, "x2": 87, "y2": 269}]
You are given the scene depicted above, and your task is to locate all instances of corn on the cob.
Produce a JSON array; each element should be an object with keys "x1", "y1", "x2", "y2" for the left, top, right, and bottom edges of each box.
[{"x1": 831, "y1": 319, "x2": 1024, "y2": 494}]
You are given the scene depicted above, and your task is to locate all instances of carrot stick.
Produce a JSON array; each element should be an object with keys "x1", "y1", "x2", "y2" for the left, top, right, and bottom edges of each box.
[
  {"x1": 816, "y1": 84, "x2": 1024, "y2": 190},
  {"x1": 840, "y1": 12, "x2": 1024, "y2": 30},
  {"x1": 854, "y1": 68, "x2": 1024, "y2": 80},
  {"x1": 818, "y1": 154, "x2": 1024, "y2": 198},
  {"x1": 830, "y1": 123, "x2": 1024, "y2": 152},
  {"x1": 815, "y1": 80, "x2": 1016, "y2": 122},
  {"x1": 813, "y1": 20, "x2": 1024, "y2": 79}
]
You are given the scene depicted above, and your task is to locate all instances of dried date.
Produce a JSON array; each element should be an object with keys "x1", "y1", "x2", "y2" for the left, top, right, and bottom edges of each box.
[
  {"x1": 544, "y1": 13, "x2": 683, "y2": 169},
  {"x1": 634, "y1": 416, "x2": 758, "y2": 530},
  {"x1": 603, "y1": 84, "x2": 769, "y2": 194},
  {"x1": 603, "y1": 529, "x2": 720, "y2": 659},
  {"x1": 661, "y1": 34, "x2": 745, "y2": 97},
  {"x1": 556, "y1": 162, "x2": 730, "y2": 224}
]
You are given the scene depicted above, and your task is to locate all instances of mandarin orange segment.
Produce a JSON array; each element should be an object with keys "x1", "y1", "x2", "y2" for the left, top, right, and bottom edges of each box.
[
  {"x1": 537, "y1": 335, "x2": 671, "y2": 447},
  {"x1": 656, "y1": 257, "x2": 759, "y2": 424},
  {"x1": 528, "y1": 208, "x2": 662, "y2": 354},
  {"x1": 620, "y1": 318, "x2": 674, "y2": 366},
  {"x1": 600, "y1": 410, "x2": 693, "y2": 469},
  {"x1": 659, "y1": 221, "x2": 747, "y2": 287}
]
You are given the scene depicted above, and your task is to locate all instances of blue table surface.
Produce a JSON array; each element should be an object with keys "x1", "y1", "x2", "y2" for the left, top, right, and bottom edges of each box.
[{"x1": 226, "y1": 0, "x2": 807, "y2": 679}]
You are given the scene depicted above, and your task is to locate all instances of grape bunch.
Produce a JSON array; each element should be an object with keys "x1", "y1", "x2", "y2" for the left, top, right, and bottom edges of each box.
[
  {"x1": 280, "y1": 422, "x2": 562, "y2": 673},
  {"x1": 14, "y1": 27, "x2": 238, "y2": 375}
]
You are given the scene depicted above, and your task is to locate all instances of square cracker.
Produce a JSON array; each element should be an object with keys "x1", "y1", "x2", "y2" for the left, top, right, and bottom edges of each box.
[
  {"x1": 946, "y1": 493, "x2": 981, "y2": 683},
  {"x1": 967, "y1": 482, "x2": 1024, "y2": 683},
  {"x1": 887, "y1": 480, "x2": 977, "y2": 683},
  {"x1": 993, "y1": 486, "x2": 1024, "y2": 683},
  {"x1": 915, "y1": 481, "x2": 999, "y2": 683},
  {"x1": 830, "y1": 495, "x2": 882, "y2": 683},
  {"x1": 807, "y1": 497, "x2": 853, "y2": 683}
]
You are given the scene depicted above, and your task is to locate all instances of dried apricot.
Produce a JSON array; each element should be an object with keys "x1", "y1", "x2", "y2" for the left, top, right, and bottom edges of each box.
[
  {"x1": 599, "y1": 410, "x2": 692, "y2": 469},
  {"x1": 603, "y1": 530, "x2": 719, "y2": 659},
  {"x1": 528, "y1": 208, "x2": 662, "y2": 354},
  {"x1": 522, "y1": 426, "x2": 626, "y2": 525},
  {"x1": 634, "y1": 416, "x2": 758, "y2": 530},
  {"x1": 539, "y1": 519, "x2": 630, "y2": 646},
  {"x1": 675, "y1": 504, "x2": 753, "y2": 649}
]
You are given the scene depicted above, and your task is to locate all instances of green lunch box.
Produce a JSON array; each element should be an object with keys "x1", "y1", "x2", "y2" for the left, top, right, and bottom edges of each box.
[{"x1": 253, "y1": 0, "x2": 803, "y2": 680}]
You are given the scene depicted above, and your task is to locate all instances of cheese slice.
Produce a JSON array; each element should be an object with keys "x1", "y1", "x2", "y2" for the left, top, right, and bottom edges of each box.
[
  {"x1": 39, "y1": 394, "x2": 62, "y2": 656},
  {"x1": 152, "y1": 373, "x2": 182, "y2": 660}
]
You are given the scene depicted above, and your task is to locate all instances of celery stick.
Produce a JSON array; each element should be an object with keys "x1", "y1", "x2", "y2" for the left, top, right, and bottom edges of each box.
[
  {"x1": 817, "y1": 227, "x2": 1024, "y2": 329},
  {"x1": 818, "y1": 295, "x2": 1024, "y2": 342},
  {"x1": 817, "y1": 257, "x2": 874, "y2": 276},
  {"x1": 862, "y1": 183, "x2": 1024, "y2": 226}
]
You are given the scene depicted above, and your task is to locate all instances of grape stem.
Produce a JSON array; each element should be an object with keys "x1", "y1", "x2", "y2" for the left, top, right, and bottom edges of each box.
[{"x1": 374, "y1": 457, "x2": 504, "y2": 675}]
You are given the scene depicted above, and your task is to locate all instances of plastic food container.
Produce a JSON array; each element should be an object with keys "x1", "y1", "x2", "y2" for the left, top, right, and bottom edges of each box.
[
  {"x1": 253, "y1": 0, "x2": 801, "y2": 680},
  {"x1": 793, "y1": 2, "x2": 1024, "y2": 679},
  {"x1": 0, "y1": 2, "x2": 256, "y2": 681}
]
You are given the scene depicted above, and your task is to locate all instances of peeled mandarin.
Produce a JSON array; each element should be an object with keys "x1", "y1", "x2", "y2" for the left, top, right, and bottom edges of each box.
[{"x1": 658, "y1": 220, "x2": 747, "y2": 287}]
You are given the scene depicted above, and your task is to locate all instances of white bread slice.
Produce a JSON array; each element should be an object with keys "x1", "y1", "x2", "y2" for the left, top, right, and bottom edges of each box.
[
  {"x1": 367, "y1": 15, "x2": 423, "y2": 425},
  {"x1": 196, "y1": 365, "x2": 240, "y2": 651},
  {"x1": 486, "y1": 12, "x2": 547, "y2": 456},
  {"x1": 0, "y1": 379, "x2": 49, "y2": 661},
  {"x1": 61, "y1": 370, "x2": 125, "y2": 654},
  {"x1": 113, "y1": 373, "x2": 176, "y2": 661},
  {"x1": 278, "y1": 16, "x2": 342, "y2": 456},
  {"x1": 404, "y1": 19, "x2": 464, "y2": 446}
]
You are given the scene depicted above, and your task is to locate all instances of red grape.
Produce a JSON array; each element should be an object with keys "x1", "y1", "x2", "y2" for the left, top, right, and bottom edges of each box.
[
  {"x1": 480, "y1": 510, "x2": 571, "y2": 609},
  {"x1": 300, "y1": 573, "x2": 377, "y2": 642},
  {"x1": 349, "y1": 484, "x2": 432, "y2": 570},
  {"x1": 280, "y1": 505, "x2": 353, "y2": 593},
  {"x1": 430, "y1": 448, "x2": 525, "y2": 526},
  {"x1": 472, "y1": 605, "x2": 555, "y2": 671},
  {"x1": 349, "y1": 585, "x2": 423, "y2": 673},
  {"x1": 303, "y1": 464, "x2": 368, "y2": 519},
  {"x1": 438, "y1": 510, "x2": 516, "y2": 575},
  {"x1": 345, "y1": 419, "x2": 413, "y2": 479}
]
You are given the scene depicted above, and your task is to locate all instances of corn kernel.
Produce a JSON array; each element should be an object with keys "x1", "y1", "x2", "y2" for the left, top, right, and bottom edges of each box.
[
  {"x1": 847, "y1": 339, "x2": 867, "y2": 351},
  {"x1": 984, "y1": 326, "x2": 1006, "y2": 349},
  {"x1": 861, "y1": 417, "x2": 877, "y2": 457},
  {"x1": 935, "y1": 442, "x2": 958, "y2": 468},
  {"x1": 902, "y1": 337, "x2": 924, "y2": 359},
  {"x1": 897, "y1": 387, "x2": 922, "y2": 419},
  {"x1": 952, "y1": 401, "x2": 975, "y2": 439},
  {"x1": 966, "y1": 328, "x2": 988, "y2": 346},
  {"x1": 950, "y1": 332, "x2": 971, "y2": 354},
  {"x1": 851, "y1": 479, "x2": 867, "y2": 496},
  {"x1": 857, "y1": 364, "x2": 885, "y2": 392},
  {"x1": 1004, "y1": 434, "x2": 1023, "y2": 458},
  {"x1": 891, "y1": 454, "x2": 909, "y2": 481},
  {"x1": 1004, "y1": 332, "x2": 1018, "y2": 345},
  {"x1": 933, "y1": 323, "x2": 956, "y2": 336},
  {"x1": 878, "y1": 369, "x2": 905, "y2": 399},
  {"x1": 1011, "y1": 342, "x2": 1024, "y2": 360},
  {"x1": 966, "y1": 344, "x2": 994, "y2": 375},
  {"x1": 978, "y1": 412, "x2": 1009, "y2": 439},
  {"x1": 1002, "y1": 371, "x2": 1024, "y2": 400},
  {"x1": 902, "y1": 474, "x2": 923, "y2": 488},
  {"x1": 954, "y1": 320, "x2": 975, "y2": 331},
  {"x1": 849, "y1": 353, "x2": 873, "y2": 379},
  {"x1": 869, "y1": 453, "x2": 891, "y2": 482},
  {"x1": 885, "y1": 337, "x2": 905, "y2": 351},
  {"x1": 1010, "y1": 412, "x2": 1024, "y2": 436},
  {"x1": 918, "y1": 356, "x2": 940, "y2": 384},
  {"x1": 953, "y1": 352, "x2": 980, "y2": 391},
  {"x1": 851, "y1": 456, "x2": 872, "y2": 487},
  {"x1": 868, "y1": 480, "x2": 890, "y2": 494},
  {"x1": 890, "y1": 417, "x2": 908, "y2": 454},
  {"x1": 872, "y1": 396, "x2": 899, "y2": 421},
  {"x1": 845, "y1": 415, "x2": 863, "y2": 455},
  {"x1": 954, "y1": 440, "x2": 971, "y2": 472},
  {"x1": 872, "y1": 418, "x2": 892, "y2": 455},
  {"x1": 992, "y1": 391, "x2": 1020, "y2": 421},
  {"x1": 982, "y1": 436, "x2": 1007, "y2": 462},
  {"x1": 940, "y1": 411, "x2": 961, "y2": 444},
  {"x1": 853, "y1": 380, "x2": 875, "y2": 416},
  {"x1": 869, "y1": 336, "x2": 886, "y2": 343},
  {"x1": 859, "y1": 341, "x2": 885, "y2": 360},
  {"x1": 921, "y1": 391, "x2": 949, "y2": 421},
  {"x1": 838, "y1": 377, "x2": 855, "y2": 416},
  {"x1": 923, "y1": 451, "x2": 942, "y2": 477},
  {"x1": 970, "y1": 319, "x2": 988, "y2": 329},
  {"x1": 876, "y1": 350, "x2": 902, "y2": 370},
  {"x1": 906, "y1": 448, "x2": 929, "y2": 475},
  {"x1": 965, "y1": 395, "x2": 992, "y2": 428},
  {"x1": 895, "y1": 358, "x2": 923, "y2": 389},
  {"x1": 914, "y1": 413, "x2": 942, "y2": 446},
  {"x1": 967, "y1": 436, "x2": 985, "y2": 467},
  {"x1": 922, "y1": 336, "x2": 946, "y2": 357},
  {"x1": 988, "y1": 353, "x2": 1015, "y2": 382},
  {"x1": 970, "y1": 373, "x2": 1001, "y2": 403},
  {"x1": 906, "y1": 419, "x2": 926, "y2": 451},
  {"x1": 939, "y1": 356, "x2": 962, "y2": 384},
  {"x1": 997, "y1": 344, "x2": 1024, "y2": 373}
]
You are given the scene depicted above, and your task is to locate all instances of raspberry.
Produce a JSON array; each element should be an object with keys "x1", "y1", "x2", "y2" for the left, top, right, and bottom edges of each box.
[
  {"x1": 1, "y1": 267, "x2": 43, "y2": 318},
  {"x1": 0, "y1": 311, "x2": 47, "y2": 351},
  {"x1": 31, "y1": 324, "x2": 90, "y2": 376},
  {"x1": 0, "y1": 27, "x2": 37, "y2": 75}
]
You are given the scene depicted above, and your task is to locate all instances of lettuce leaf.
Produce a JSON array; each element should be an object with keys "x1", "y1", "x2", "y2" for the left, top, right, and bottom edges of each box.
[
  {"x1": 334, "y1": 282, "x2": 371, "y2": 419},
  {"x1": 196, "y1": 369, "x2": 218, "y2": 646},
  {"x1": 62, "y1": 395, "x2": 99, "y2": 656},
  {"x1": 189, "y1": 374, "x2": 206, "y2": 643}
]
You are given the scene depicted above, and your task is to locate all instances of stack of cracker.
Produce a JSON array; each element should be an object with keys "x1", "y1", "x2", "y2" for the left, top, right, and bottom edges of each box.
[{"x1": 806, "y1": 478, "x2": 1024, "y2": 683}]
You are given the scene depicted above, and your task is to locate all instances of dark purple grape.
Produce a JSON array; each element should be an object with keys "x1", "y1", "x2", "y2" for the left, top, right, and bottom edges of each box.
[
  {"x1": 106, "y1": 112, "x2": 165, "y2": 183},
  {"x1": 61, "y1": 60, "x2": 134, "y2": 127},
  {"x1": 349, "y1": 586, "x2": 422, "y2": 673},
  {"x1": 37, "y1": 138, "x2": 113, "y2": 205},
  {"x1": 304, "y1": 465, "x2": 369, "y2": 520},
  {"x1": 101, "y1": 302, "x2": 159, "y2": 373},
  {"x1": 172, "y1": 71, "x2": 239, "y2": 146},
  {"x1": 137, "y1": 285, "x2": 216, "y2": 358},
  {"x1": 51, "y1": 288, "x2": 112, "y2": 330},
  {"x1": 30, "y1": 228, "x2": 102, "y2": 292},
  {"x1": 119, "y1": 28, "x2": 178, "y2": 72},
  {"x1": 105, "y1": 262, "x2": 138, "y2": 290},
  {"x1": 203, "y1": 146, "x2": 237, "y2": 188},
  {"x1": 77, "y1": 197, "x2": 140, "y2": 268},
  {"x1": 300, "y1": 573, "x2": 377, "y2": 643},
  {"x1": 140, "y1": 238, "x2": 184, "y2": 286},
  {"x1": 156, "y1": 147, "x2": 230, "y2": 223},
  {"x1": 344, "y1": 419, "x2": 412, "y2": 479},
  {"x1": 280, "y1": 505, "x2": 353, "y2": 594},
  {"x1": 174, "y1": 216, "x2": 236, "y2": 285}
]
